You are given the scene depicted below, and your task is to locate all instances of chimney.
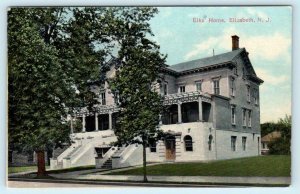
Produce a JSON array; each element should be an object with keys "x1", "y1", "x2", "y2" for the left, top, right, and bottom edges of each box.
[{"x1": 231, "y1": 35, "x2": 239, "y2": 50}]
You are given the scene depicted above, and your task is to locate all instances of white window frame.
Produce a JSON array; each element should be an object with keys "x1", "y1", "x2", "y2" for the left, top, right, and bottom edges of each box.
[
  {"x1": 242, "y1": 137, "x2": 247, "y2": 151},
  {"x1": 231, "y1": 105, "x2": 236, "y2": 125},
  {"x1": 213, "y1": 79, "x2": 220, "y2": 95},
  {"x1": 230, "y1": 77, "x2": 235, "y2": 97},
  {"x1": 100, "y1": 91, "x2": 106, "y2": 105},
  {"x1": 179, "y1": 85, "x2": 185, "y2": 93},
  {"x1": 247, "y1": 85, "x2": 251, "y2": 102},
  {"x1": 248, "y1": 110, "x2": 252, "y2": 127},
  {"x1": 195, "y1": 81, "x2": 202, "y2": 92},
  {"x1": 242, "y1": 108, "x2": 247, "y2": 127},
  {"x1": 254, "y1": 89, "x2": 259, "y2": 105},
  {"x1": 231, "y1": 136, "x2": 237, "y2": 151}
]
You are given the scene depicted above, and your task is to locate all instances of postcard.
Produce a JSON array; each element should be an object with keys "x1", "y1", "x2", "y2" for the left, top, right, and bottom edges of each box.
[{"x1": 7, "y1": 6, "x2": 292, "y2": 187}]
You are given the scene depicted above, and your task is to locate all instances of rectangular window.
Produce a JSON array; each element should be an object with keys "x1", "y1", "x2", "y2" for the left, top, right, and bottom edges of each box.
[
  {"x1": 254, "y1": 89, "x2": 259, "y2": 105},
  {"x1": 242, "y1": 108, "x2": 247, "y2": 126},
  {"x1": 234, "y1": 67, "x2": 238, "y2": 75},
  {"x1": 179, "y1": 85, "x2": 185, "y2": 93},
  {"x1": 242, "y1": 67, "x2": 246, "y2": 78},
  {"x1": 242, "y1": 137, "x2": 247, "y2": 151},
  {"x1": 149, "y1": 139, "x2": 157, "y2": 152},
  {"x1": 196, "y1": 82, "x2": 202, "y2": 91},
  {"x1": 213, "y1": 80, "x2": 220, "y2": 95},
  {"x1": 231, "y1": 105, "x2": 236, "y2": 125},
  {"x1": 248, "y1": 110, "x2": 252, "y2": 127},
  {"x1": 164, "y1": 84, "x2": 168, "y2": 95},
  {"x1": 100, "y1": 91, "x2": 106, "y2": 105},
  {"x1": 230, "y1": 77, "x2": 235, "y2": 96},
  {"x1": 231, "y1": 136, "x2": 237, "y2": 151},
  {"x1": 247, "y1": 86, "x2": 251, "y2": 102},
  {"x1": 114, "y1": 93, "x2": 119, "y2": 104}
]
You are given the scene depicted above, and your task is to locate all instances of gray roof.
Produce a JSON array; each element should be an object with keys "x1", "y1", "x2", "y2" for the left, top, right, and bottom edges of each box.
[{"x1": 167, "y1": 48, "x2": 244, "y2": 72}]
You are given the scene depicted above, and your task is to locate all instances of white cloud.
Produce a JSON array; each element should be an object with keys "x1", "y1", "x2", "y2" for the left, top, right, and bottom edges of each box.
[
  {"x1": 184, "y1": 26, "x2": 291, "y2": 64},
  {"x1": 246, "y1": 8, "x2": 269, "y2": 19},
  {"x1": 241, "y1": 32, "x2": 291, "y2": 62},
  {"x1": 184, "y1": 26, "x2": 237, "y2": 60},
  {"x1": 255, "y1": 68, "x2": 288, "y2": 85}
]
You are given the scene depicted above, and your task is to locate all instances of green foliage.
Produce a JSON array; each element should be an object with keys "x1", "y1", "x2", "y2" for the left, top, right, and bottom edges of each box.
[
  {"x1": 8, "y1": 8, "x2": 72, "y2": 152},
  {"x1": 108, "y1": 8, "x2": 166, "y2": 146},
  {"x1": 261, "y1": 122, "x2": 277, "y2": 137},
  {"x1": 8, "y1": 7, "x2": 120, "y2": 152},
  {"x1": 268, "y1": 115, "x2": 291, "y2": 155}
]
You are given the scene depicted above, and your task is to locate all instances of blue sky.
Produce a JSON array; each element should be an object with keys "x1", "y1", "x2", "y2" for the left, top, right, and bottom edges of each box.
[{"x1": 149, "y1": 6, "x2": 292, "y2": 123}]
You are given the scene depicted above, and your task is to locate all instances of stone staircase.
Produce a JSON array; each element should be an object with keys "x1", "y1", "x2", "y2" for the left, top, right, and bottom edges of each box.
[
  {"x1": 64, "y1": 145, "x2": 82, "y2": 159},
  {"x1": 100, "y1": 146, "x2": 125, "y2": 169},
  {"x1": 101, "y1": 158, "x2": 112, "y2": 169}
]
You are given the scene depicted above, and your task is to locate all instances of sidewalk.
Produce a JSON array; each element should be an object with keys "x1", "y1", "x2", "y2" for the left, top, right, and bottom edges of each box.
[{"x1": 8, "y1": 165, "x2": 291, "y2": 186}]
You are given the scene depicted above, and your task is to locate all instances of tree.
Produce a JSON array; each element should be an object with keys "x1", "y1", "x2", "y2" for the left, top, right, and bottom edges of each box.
[
  {"x1": 109, "y1": 7, "x2": 166, "y2": 182},
  {"x1": 268, "y1": 115, "x2": 291, "y2": 155},
  {"x1": 261, "y1": 122, "x2": 277, "y2": 137},
  {"x1": 8, "y1": 7, "x2": 116, "y2": 176}
]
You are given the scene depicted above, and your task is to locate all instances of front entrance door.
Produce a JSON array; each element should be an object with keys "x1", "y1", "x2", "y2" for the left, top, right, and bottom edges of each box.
[{"x1": 165, "y1": 136, "x2": 176, "y2": 160}]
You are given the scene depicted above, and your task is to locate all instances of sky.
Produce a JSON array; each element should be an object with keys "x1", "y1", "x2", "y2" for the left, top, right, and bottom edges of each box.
[{"x1": 149, "y1": 6, "x2": 292, "y2": 123}]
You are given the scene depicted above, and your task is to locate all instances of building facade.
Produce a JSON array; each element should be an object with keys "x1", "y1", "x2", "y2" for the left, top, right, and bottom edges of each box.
[{"x1": 50, "y1": 35, "x2": 264, "y2": 169}]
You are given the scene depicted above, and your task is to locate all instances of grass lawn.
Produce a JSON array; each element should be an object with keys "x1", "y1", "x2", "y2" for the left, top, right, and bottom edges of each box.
[
  {"x1": 47, "y1": 165, "x2": 95, "y2": 174},
  {"x1": 8, "y1": 165, "x2": 95, "y2": 174},
  {"x1": 8, "y1": 166, "x2": 47, "y2": 174},
  {"x1": 108, "y1": 155, "x2": 291, "y2": 177}
]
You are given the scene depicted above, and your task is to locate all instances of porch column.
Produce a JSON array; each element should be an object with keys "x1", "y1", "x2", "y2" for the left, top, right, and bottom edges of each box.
[
  {"x1": 108, "y1": 112, "x2": 113, "y2": 130},
  {"x1": 95, "y1": 113, "x2": 99, "y2": 131},
  {"x1": 177, "y1": 102, "x2": 182, "y2": 123},
  {"x1": 82, "y1": 114, "x2": 86, "y2": 132},
  {"x1": 70, "y1": 116, "x2": 74, "y2": 134},
  {"x1": 198, "y1": 96, "x2": 203, "y2": 121}
]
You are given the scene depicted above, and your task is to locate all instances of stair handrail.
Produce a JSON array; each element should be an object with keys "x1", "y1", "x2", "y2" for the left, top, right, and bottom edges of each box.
[
  {"x1": 57, "y1": 145, "x2": 78, "y2": 161},
  {"x1": 71, "y1": 141, "x2": 94, "y2": 164},
  {"x1": 118, "y1": 144, "x2": 138, "y2": 161},
  {"x1": 64, "y1": 145, "x2": 82, "y2": 159}
]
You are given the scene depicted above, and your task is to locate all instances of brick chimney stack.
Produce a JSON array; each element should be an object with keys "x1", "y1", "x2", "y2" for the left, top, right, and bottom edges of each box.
[{"x1": 232, "y1": 35, "x2": 239, "y2": 51}]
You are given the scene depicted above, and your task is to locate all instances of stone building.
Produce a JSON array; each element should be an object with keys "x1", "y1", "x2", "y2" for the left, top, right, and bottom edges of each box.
[{"x1": 50, "y1": 35, "x2": 264, "y2": 169}]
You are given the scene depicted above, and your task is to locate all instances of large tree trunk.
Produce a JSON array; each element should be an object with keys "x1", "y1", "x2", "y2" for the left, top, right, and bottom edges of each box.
[
  {"x1": 142, "y1": 140, "x2": 148, "y2": 182},
  {"x1": 36, "y1": 150, "x2": 46, "y2": 177}
]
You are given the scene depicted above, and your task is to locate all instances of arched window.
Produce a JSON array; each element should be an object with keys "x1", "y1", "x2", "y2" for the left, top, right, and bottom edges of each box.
[
  {"x1": 208, "y1": 135, "x2": 213, "y2": 151},
  {"x1": 184, "y1": 135, "x2": 193, "y2": 151}
]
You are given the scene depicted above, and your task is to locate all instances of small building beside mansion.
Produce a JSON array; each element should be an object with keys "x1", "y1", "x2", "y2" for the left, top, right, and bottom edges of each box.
[{"x1": 50, "y1": 35, "x2": 264, "y2": 170}]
